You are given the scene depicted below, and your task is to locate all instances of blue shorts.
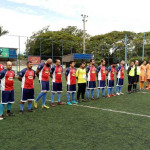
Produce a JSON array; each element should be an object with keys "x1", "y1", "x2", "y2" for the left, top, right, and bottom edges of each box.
[
  {"x1": 107, "y1": 80, "x2": 114, "y2": 88},
  {"x1": 67, "y1": 84, "x2": 76, "y2": 93},
  {"x1": 116, "y1": 78, "x2": 124, "y2": 86},
  {"x1": 87, "y1": 81, "x2": 96, "y2": 89},
  {"x1": 1, "y1": 90, "x2": 14, "y2": 104},
  {"x1": 52, "y1": 82, "x2": 62, "y2": 93},
  {"x1": 21, "y1": 88, "x2": 34, "y2": 102},
  {"x1": 97, "y1": 80, "x2": 106, "y2": 88},
  {"x1": 40, "y1": 80, "x2": 49, "y2": 92}
]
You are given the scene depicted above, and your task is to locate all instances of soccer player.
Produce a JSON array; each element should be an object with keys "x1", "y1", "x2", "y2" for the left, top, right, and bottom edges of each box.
[
  {"x1": 18, "y1": 61, "x2": 35, "y2": 114},
  {"x1": 139, "y1": 60, "x2": 146, "y2": 90},
  {"x1": 65, "y1": 61, "x2": 78, "y2": 105},
  {"x1": 86, "y1": 59, "x2": 96, "y2": 100},
  {"x1": 106, "y1": 62, "x2": 117, "y2": 98},
  {"x1": 146, "y1": 60, "x2": 150, "y2": 89},
  {"x1": 0, "y1": 64, "x2": 4, "y2": 89},
  {"x1": 116, "y1": 60, "x2": 125, "y2": 95},
  {"x1": 133, "y1": 60, "x2": 140, "y2": 92},
  {"x1": 96, "y1": 59, "x2": 107, "y2": 99},
  {"x1": 0, "y1": 61, "x2": 15, "y2": 120},
  {"x1": 50, "y1": 59, "x2": 64, "y2": 107},
  {"x1": 76, "y1": 62, "x2": 87, "y2": 102},
  {"x1": 34, "y1": 59, "x2": 52, "y2": 109},
  {"x1": 127, "y1": 61, "x2": 135, "y2": 94}
]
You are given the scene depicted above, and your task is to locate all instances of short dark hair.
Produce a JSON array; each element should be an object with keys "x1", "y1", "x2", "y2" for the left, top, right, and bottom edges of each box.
[
  {"x1": 55, "y1": 59, "x2": 60, "y2": 63},
  {"x1": 27, "y1": 61, "x2": 32, "y2": 65},
  {"x1": 101, "y1": 59, "x2": 105, "y2": 63},
  {"x1": 90, "y1": 59, "x2": 95, "y2": 62},
  {"x1": 80, "y1": 62, "x2": 86, "y2": 66},
  {"x1": 69, "y1": 61, "x2": 75, "y2": 65}
]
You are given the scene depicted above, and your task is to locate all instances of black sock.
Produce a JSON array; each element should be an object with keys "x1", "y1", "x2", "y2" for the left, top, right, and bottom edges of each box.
[{"x1": 7, "y1": 110, "x2": 10, "y2": 113}]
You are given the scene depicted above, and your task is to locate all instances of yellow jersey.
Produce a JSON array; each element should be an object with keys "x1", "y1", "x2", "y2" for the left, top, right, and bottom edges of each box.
[{"x1": 76, "y1": 68, "x2": 86, "y2": 83}]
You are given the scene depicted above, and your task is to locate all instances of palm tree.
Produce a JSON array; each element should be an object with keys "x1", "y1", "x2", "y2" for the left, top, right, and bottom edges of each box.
[{"x1": 0, "y1": 26, "x2": 9, "y2": 37}]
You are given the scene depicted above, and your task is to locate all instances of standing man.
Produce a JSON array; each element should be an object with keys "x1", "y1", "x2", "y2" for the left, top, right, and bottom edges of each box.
[
  {"x1": 146, "y1": 60, "x2": 150, "y2": 89},
  {"x1": 65, "y1": 61, "x2": 78, "y2": 105},
  {"x1": 96, "y1": 59, "x2": 107, "y2": 99},
  {"x1": 34, "y1": 59, "x2": 52, "y2": 109},
  {"x1": 106, "y1": 62, "x2": 117, "y2": 98},
  {"x1": 76, "y1": 62, "x2": 87, "y2": 102},
  {"x1": 139, "y1": 60, "x2": 146, "y2": 90},
  {"x1": 116, "y1": 60, "x2": 125, "y2": 95},
  {"x1": 133, "y1": 60, "x2": 140, "y2": 92},
  {"x1": 86, "y1": 59, "x2": 96, "y2": 100},
  {"x1": 0, "y1": 64, "x2": 4, "y2": 89},
  {"x1": 18, "y1": 61, "x2": 35, "y2": 114},
  {"x1": 0, "y1": 61, "x2": 15, "y2": 120},
  {"x1": 127, "y1": 61, "x2": 135, "y2": 94},
  {"x1": 50, "y1": 59, "x2": 64, "y2": 107}
]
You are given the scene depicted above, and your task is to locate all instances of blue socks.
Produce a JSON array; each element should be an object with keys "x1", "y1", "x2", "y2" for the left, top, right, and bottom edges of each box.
[
  {"x1": 20, "y1": 104, "x2": 24, "y2": 111},
  {"x1": 57, "y1": 93, "x2": 61, "y2": 103},
  {"x1": 0, "y1": 104, "x2": 4, "y2": 116},
  {"x1": 51, "y1": 93, "x2": 55, "y2": 103},
  {"x1": 116, "y1": 86, "x2": 119, "y2": 93},
  {"x1": 91, "y1": 89, "x2": 94, "y2": 98},
  {"x1": 67, "y1": 93, "x2": 70, "y2": 102},
  {"x1": 107, "y1": 88, "x2": 110, "y2": 95},
  {"x1": 7, "y1": 103, "x2": 12, "y2": 111},
  {"x1": 42, "y1": 93, "x2": 46, "y2": 106},
  {"x1": 110, "y1": 88, "x2": 113, "y2": 95},
  {"x1": 119, "y1": 86, "x2": 121, "y2": 93},
  {"x1": 28, "y1": 103, "x2": 32, "y2": 110},
  {"x1": 72, "y1": 92, "x2": 75, "y2": 101},
  {"x1": 86, "y1": 89, "x2": 89, "y2": 99},
  {"x1": 97, "y1": 89, "x2": 100, "y2": 98},
  {"x1": 35, "y1": 92, "x2": 45, "y2": 103},
  {"x1": 102, "y1": 88, "x2": 105, "y2": 96}
]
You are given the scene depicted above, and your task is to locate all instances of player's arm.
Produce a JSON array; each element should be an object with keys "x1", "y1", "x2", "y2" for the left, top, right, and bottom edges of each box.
[
  {"x1": 50, "y1": 66, "x2": 55, "y2": 78},
  {"x1": 76, "y1": 68, "x2": 79, "y2": 80},
  {"x1": 96, "y1": 66, "x2": 100, "y2": 78},
  {"x1": 116, "y1": 66, "x2": 120, "y2": 75},
  {"x1": 65, "y1": 68, "x2": 69, "y2": 81},
  {"x1": 36, "y1": 63, "x2": 44, "y2": 77},
  {"x1": 106, "y1": 67, "x2": 111, "y2": 76},
  {"x1": 127, "y1": 67, "x2": 131, "y2": 76},
  {"x1": 18, "y1": 69, "x2": 25, "y2": 81},
  {"x1": 86, "y1": 66, "x2": 90, "y2": 77},
  {"x1": 0, "y1": 70, "x2": 6, "y2": 79}
]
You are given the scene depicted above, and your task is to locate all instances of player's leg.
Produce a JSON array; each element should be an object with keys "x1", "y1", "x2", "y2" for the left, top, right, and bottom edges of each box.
[
  {"x1": 77, "y1": 83, "x2": 82, "y2": 102},
  {"x1": 81, "y1": 83, "x2": 86, "y2": 102},
  {"x1": 27, "y1": 89, "x2": 34, "y2": 112},
  {"x1": 0, "y1": 104, "x2": 5, "y2": 120},
  {"x1": 72, "y1": 92, "x2": 78, "y2": 104},
  {"x1": 116, "y1": 78, "x2": 120, "y2": 95},
  {"x1": 20, "y1": 88, "x2": 27, "y2": 113},
  {"x1": 67, "y1": 85, "x2": 72, "y2": 105},
  {"x1": 91, "y1": 81, "x2": 96, "y2": 100},
  {"x1": 71, "y1": 84, "x2": 78, "y2": 104},
  {"x1": 57, "y1": 83, "x2": 64, "y2": 105},
  {"x1": 91, "y1": 89, "x2": 94, "y2": 100},
  {"x1": 110, "y1": 80, "x2": 116, "y2": 96},
  {"x1": 51, "y1": 82, "x2": 56, "y2": 107},
  {"x1": 6, "y1": 90, "x2": 15, "y2": 116},
  {"x1": 97, "y1": 80, "x2": 100, "y2": 99}
]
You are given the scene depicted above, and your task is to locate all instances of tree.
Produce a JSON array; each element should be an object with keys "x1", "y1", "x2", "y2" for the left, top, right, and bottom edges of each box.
[{"x1": 0, "y1": 26, "x2": 9, "y2": 37}]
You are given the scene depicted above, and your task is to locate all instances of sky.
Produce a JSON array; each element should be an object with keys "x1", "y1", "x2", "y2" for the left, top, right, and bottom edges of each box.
[{"x1": 0, "y1": 0, "x2": 150, "y2": 53}]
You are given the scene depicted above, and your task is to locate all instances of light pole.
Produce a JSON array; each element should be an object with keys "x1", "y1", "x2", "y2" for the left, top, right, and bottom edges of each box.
[{"x1": 81, "y1": 14, "x2": 88, "y2": 54}]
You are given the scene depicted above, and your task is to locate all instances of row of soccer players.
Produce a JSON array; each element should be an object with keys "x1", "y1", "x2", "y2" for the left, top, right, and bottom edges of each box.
[{"x1": 0, "y1": 59, "x2": 124, "y2": 120}]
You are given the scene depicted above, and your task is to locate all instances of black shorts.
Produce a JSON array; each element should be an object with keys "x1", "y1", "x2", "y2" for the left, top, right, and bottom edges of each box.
[
  {"x1": 134, "y1": 75, "x2": 139, "y2": 83},
  {"x1": 128, "y1": 76, "x2": 134, "y2": 84}
]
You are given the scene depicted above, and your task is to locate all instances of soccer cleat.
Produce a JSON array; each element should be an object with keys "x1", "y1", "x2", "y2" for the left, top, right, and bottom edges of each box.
[
  {"x1": 116, "y1": 93, "x2": 120, "y2": 96},
  {"x1": 86, "y1": 99, "x2": 90, "y2": 102},
  {"x1": 72, "y1": 100, "x2": 78, "y2": 104},
  {"x1": 42, "y1": 105, "x2": 50, "y2": 109},
  {"x1": 107, "y1": 95, "x2": 111, "y2": 98},
  {"x1": 120, "y1": 92, "x2": 124, "y2": 95},
  {"x1": 91, "y1": 98, "x2": 95, "y2": 100},
  {"x1": 0, "y1": 115, "x2": 6, "y2": 120},
  {"x1": 6, "y1": 112, "x2": 15, "y2": 117},
  {"x1": 67, "y1": 102, "x2": 72, "y2": 105},
  {"x1": 82, "y1": 99, "x2": 87, "y2": 102},
  {"x1": 19, "y1": 110, "x2": 23, "y2": 115},
  {"x1": 57, "y1": 102, "x2": 64, "y2": 105},
  {"x1": 111, "y1": 94, "x2": 116, "y2": 96},
  {"x1": 51, "y1": 103, "x2": 55, "y2": 107},
  {"x1": 34, "y1": 101, "x2": 38, "y2": 109},
  {"x1": 28, "y1": 109, "x2": 34, "y2": 112}
]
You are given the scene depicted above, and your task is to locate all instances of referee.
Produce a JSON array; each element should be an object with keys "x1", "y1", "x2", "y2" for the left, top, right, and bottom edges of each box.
[
  {"x1": 127, "y1": 61, "x2": 135, "y2": 94},
  {"x1": 76, "y1": 62, "x2": 87, "y2": 102}
]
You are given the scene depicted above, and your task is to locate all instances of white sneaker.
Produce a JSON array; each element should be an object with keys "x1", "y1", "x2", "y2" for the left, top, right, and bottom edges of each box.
[
  {"x1": 116, "y1": 93, "x2": 120, "y2": 96},
  {"x1": 120, "y1": 92, "x2": 124, "y2": 95}
]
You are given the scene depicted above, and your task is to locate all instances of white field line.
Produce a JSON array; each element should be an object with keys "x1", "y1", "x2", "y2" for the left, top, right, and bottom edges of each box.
[
  {"x1": 75, "y1": 104, "x2": 150, "y2": 118},
  {"x1": 46, "y1": 99, "x2": 150, "y2": 118}
]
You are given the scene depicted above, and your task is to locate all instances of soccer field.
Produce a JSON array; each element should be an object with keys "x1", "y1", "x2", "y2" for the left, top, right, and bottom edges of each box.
[{"x1": 1, "y1": 74, "x2": 150, "y2": 150}]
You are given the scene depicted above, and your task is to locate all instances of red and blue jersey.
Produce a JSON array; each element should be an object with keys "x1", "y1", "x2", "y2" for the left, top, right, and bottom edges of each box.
[
  {"x1": 86, "y1": 65, "x2": 96, "y2": 81},
  {"x1": 19, "y1": 68, "x2": 35, "y2": 89},
  {"x1": 116, "y1": 65, "x2": 124, "y2": 79},
  {"x1": 50, "y1": 65, "x2": 63, "y2": 83},
  {"x1": 37, "y1": 62, "x2": 50, "y2": 81},
  {"x1": 0, "y1": 64, "x2": 4, "y2": 72},
  {"x1": 65, "y1": 67, "x2": 76, "y2": 85},
  {"x1": 107, "y1": 65, "x2": 115, "y2": 81},
  {"x1": 0, "y1": 69, "x2": 15, "y2": 91},
  {"x1": 97, "y1": 65, "x2": 106, "y2": 81}
]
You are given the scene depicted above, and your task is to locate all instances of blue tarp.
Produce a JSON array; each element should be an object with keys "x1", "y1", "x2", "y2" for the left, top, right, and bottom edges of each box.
[{"x1": 73, "y1": 54, "x2": 92, "y2": 59}]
